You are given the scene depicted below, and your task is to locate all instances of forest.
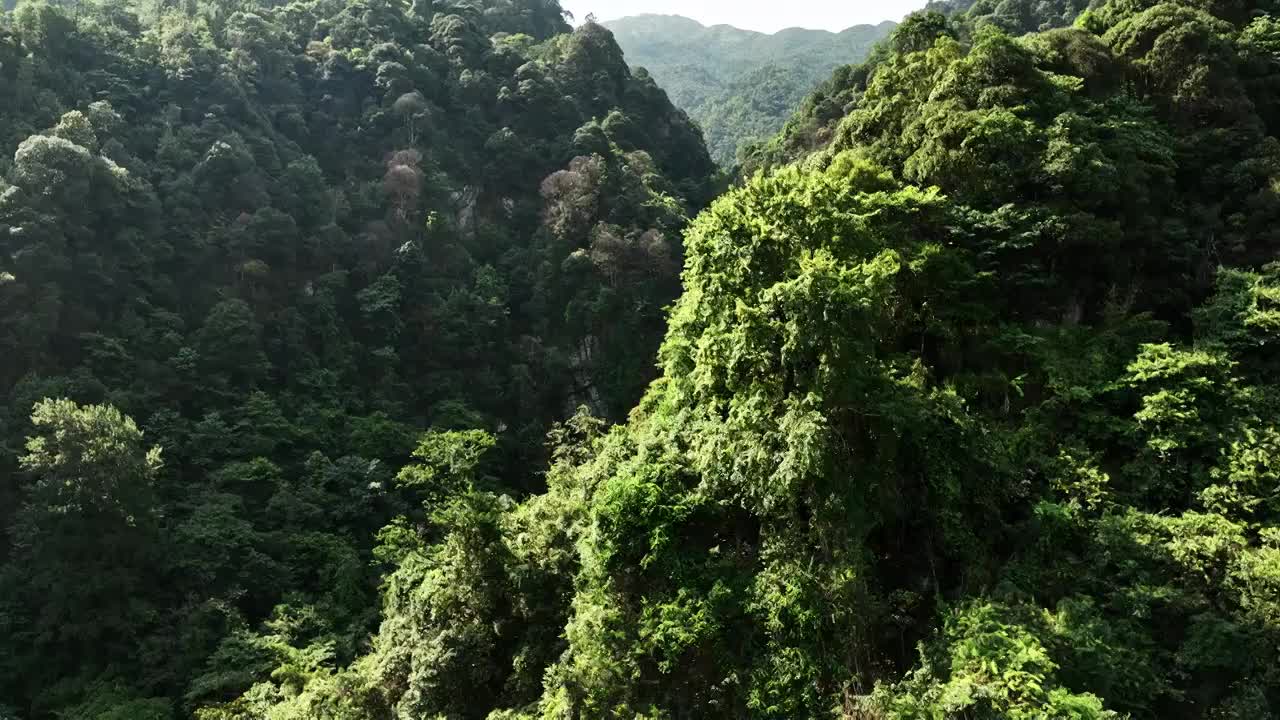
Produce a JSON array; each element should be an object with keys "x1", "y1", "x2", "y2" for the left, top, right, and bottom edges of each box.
[
  {"x1": 603, "y1": 15, "x2": 894, "y2": 167},
  {"x1": 2, "y1": 0, "x2": 1280, "y2": 718}
]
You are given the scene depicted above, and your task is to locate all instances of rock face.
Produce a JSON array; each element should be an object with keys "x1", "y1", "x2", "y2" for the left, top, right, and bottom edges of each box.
[
  {"x1": 451, "y1": 184, "x2": 479, "y2": 235},
  {"x1": 566, "y1": 333, "x2": 605, "y2": 416}
]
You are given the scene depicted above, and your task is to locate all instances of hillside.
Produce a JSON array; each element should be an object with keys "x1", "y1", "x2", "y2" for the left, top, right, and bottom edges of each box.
[
  {"x1": 192, "y1": 3, "x2": 1280, "y2": 718},
  {"x1": 7, "y1": 0, "x2": 1280, "y2": 718},
  {"x1": 747, "y1": 0, "x2": 1096, "y2": 171},
  {"x1": 0, "y1": 0, "x2": 716, "y2": 716},
  {"x1": 604, "y1": 14, "x2": 895, "y2": 165}
]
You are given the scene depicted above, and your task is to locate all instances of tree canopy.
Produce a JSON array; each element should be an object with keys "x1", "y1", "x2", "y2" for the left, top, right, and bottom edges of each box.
[
  {"x1": 5, "y1": 0, "x2": 1280, "y2": 718},
  {"x1": 0, "y1": 0, "x2": 717, "y2": 716}
]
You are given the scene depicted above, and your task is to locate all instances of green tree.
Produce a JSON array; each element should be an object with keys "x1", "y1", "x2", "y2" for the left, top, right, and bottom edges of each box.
[{"x1": 2, "y1": 399, "x2": 163, "y2": 711}]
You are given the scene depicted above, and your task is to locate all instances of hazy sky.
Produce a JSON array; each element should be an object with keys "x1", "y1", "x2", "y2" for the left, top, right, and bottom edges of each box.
[{"x1": 559, "y1": 0, "x2": 927, "y2": 33}]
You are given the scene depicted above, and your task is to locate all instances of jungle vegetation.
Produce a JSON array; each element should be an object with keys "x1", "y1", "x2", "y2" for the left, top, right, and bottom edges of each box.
[{"x1": 4, "y1": 0, "x2": 1280, "y2": 718}]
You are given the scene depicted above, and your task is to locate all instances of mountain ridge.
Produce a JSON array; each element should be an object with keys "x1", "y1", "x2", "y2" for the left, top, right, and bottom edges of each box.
[
  {"x1": 603, "y1": 12, "x2": 899, "y2": 38},
  {"x1": 603, "y1": 13, "x2": 895, "y2": 165}
]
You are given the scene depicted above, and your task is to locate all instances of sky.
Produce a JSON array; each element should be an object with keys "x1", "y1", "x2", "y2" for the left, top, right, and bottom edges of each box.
[{"x1": 558, "y1": 0, "x2": 928, "y2": 33}]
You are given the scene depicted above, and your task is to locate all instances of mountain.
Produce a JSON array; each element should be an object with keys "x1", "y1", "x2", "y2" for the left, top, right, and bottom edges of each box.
[
  {"x1": 604, "y1": 14, "x2": 896, "y2": 165},
  {"x1": 521, "y1": 5, "x2": 1280, "y2": 717},
  {"x1": 0, "y1": 1, "x2": 717, "y2": 716},
  {"x1": 8, "y1": 0, "x2": 1280, "y2": 718},
  {"x1": 190, "y1": 3, "x2": 1280, "y2": 719}
]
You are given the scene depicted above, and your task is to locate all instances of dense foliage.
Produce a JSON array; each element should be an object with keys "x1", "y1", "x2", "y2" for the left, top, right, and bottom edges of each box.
[
  {"x1": 746, "y1": 0, "x2": 1092, "y2": 171},
  {"x1": 7, "y1": 0, "x2": 1280, "y2": 717},
  {"x1": 926, "y1": 0, "x2": 1094, "y2": 33},
  {"x1": 605, "y1": 14, "x2": 894, "y2": 166},
  {"x1": 560, "y1": 1, "x2": 1280, "y2": 715},
  {"x1": 0, "y1": 0, "x2": 717, "y2": 716}
]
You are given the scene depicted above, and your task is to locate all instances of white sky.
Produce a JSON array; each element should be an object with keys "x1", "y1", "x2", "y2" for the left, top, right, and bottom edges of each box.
[{"x1": 560, "y1": 0, "x2": 928, "y2": 33}]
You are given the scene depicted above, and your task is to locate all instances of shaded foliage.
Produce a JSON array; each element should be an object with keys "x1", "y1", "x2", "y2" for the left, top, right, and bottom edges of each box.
[{"x1": 0, "y1": 0, "x2": 715, "y2": 717}]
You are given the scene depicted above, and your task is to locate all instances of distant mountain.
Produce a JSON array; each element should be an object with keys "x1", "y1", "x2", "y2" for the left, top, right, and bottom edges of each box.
[{"x1": 605, "y1": 14, "x2": 896, "y2": 166}]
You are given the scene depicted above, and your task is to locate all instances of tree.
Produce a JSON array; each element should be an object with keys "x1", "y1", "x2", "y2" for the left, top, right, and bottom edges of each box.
[{"x1": 2, "y1": 400, "x2": 163, "y2": 709}]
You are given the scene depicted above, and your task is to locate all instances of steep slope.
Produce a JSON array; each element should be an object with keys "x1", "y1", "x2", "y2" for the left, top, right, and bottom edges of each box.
[
  {"x1": 8, "y1": 0, "x2": 1280, "y2": 718},
  {"x1": 749, "y1": 0, "x2": 1098, "y2": 170},
  {"x1": 605, "y1": 14, "x2": 895, "y2": 165},
  {"x1": 0, "y1": 0, "x2": 717, "y2": 717},
  {"x1": 198, "y1": 2, "x2": 1280, "y2": 719}
]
